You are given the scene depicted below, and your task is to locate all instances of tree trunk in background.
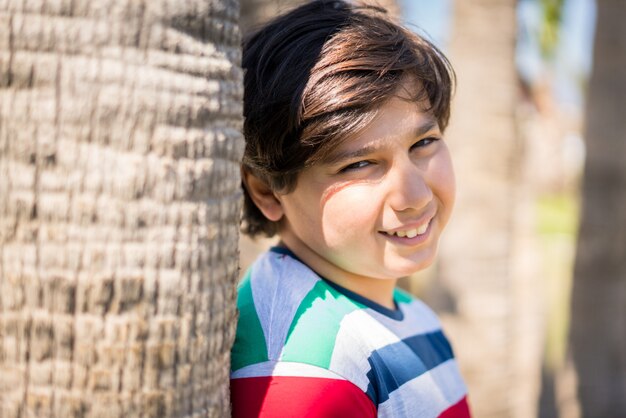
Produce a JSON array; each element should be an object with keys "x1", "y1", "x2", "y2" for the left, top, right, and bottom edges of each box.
[
  {"x1": 569, "y1": 0, "x2": 626, "y2": 416},
  {"x1": 438, "y1": 1, "x2": 543, "y2": 416},
  {"x1": 240, "y1": 0, "x2": 399, "y2": 35},
  {"x1": 367, "y1": 0, "x2": 399, "y2": 18},
  {"x1": 0, "y1": 0, "x2": 243, "y2": 417},
  {"x1": 240, "y1": 0, "x2": 302, "y2": 34}
]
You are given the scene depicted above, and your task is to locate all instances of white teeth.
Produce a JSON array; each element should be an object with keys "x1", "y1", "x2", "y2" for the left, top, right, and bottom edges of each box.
[{"x1": 388, "y1": 221, "x2": 430, "y2": 238}]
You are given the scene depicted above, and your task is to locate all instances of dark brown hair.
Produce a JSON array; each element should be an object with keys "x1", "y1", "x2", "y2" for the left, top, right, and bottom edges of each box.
[{"x1": 241, "y1": 0, "x2": 455, "y2": 237}]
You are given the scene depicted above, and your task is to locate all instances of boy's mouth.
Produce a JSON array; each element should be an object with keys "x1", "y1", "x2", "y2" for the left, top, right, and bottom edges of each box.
[{"x1": 381, "y1": 219, "x2": 431, "y2": 238}]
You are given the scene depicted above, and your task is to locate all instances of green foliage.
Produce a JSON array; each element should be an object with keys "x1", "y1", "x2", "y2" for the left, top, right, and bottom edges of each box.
[
  {"x1": 537, "y1": 193, "x2": 579, "y2": 236},
  {"x1": 537, "y1": 193, "x2": 579, "y2": 369},
  {"x1": 539, "y1": 0, "x2": 565, "y2": 58}
]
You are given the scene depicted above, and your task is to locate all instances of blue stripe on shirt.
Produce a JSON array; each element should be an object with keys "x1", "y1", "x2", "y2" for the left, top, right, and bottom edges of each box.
[{"x1": 365, "y1": 330, "x2": 454, "y2": 404}]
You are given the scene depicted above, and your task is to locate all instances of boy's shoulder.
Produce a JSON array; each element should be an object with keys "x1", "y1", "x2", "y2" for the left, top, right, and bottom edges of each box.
[{"x1": 231, "y1": 248, "x2": 365, "y2": 372}]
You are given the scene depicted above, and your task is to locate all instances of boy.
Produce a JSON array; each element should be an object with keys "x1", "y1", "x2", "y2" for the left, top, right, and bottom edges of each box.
[{"x1": 230, "y1": 1, "x2": 470, "y2": 417}]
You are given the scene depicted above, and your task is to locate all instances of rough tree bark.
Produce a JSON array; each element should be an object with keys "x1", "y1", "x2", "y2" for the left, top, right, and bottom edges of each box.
[
  {"x1": 569, "y1": 0, "x2": 626, "y2": 416},
  {"x1": 0, "y1": 0, "x2": 243, "y2": 417}
]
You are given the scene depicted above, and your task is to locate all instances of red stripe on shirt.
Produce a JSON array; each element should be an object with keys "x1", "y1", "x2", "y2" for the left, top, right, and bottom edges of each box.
[
  {"x1": 439, "y1": 396, "x2": 471, "y2": 418},
  {"x1": 231, "y1": 376, "x2": 377, "y2": 418}
]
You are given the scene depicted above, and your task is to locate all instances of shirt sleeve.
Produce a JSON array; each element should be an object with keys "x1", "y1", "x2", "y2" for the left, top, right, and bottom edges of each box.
[{"x1": 231, "y1": 370, "x2": 377, "y2": 418}]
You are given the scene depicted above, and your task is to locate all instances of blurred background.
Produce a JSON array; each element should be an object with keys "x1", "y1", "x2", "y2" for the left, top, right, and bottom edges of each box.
[{"x1": 238, "y1": 0, "x2": 626, "y2": 417}]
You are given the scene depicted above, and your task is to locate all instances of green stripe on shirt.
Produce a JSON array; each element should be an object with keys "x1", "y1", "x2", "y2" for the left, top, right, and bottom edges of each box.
[
  {"x1": 393, "y1": 287, "x2": 415, "y2": 305},
  {"x1": 231, "y1": 271, "x2": 268, "y2": 371},
  {"x1": 281, "y1": 280, "x2": 366, "y2": 369}
]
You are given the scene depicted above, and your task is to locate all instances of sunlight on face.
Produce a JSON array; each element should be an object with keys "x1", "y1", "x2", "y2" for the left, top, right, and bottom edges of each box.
[{"x1": 277, "y1": 81, "x2": 456, "y2": 292}]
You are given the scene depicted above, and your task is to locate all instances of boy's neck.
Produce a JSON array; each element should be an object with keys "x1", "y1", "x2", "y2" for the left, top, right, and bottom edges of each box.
[{"x1": 277, "y1": 240, "x2": 399, "y2": 310}]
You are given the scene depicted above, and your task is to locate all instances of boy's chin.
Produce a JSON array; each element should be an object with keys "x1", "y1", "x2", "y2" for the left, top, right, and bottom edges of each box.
[{"x1": 387, "y1": 253, "x2": 437, "y2": 277}]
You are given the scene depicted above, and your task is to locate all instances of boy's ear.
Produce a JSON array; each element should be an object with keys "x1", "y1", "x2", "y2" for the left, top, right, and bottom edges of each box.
[{"x1": 241, "y1": 168, "x2": 284, "y2": 222}]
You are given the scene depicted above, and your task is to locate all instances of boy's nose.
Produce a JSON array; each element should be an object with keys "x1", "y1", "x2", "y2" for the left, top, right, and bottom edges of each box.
[{"x1": 386, "y1": 159, "x2": 433, "y2": 213}]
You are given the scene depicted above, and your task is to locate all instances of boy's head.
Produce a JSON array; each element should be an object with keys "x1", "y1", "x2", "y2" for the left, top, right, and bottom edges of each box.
[
  {"x1": 241, "y1": 0, "x2": 456, "y2": 282},
  {"x1": 241, "y1": 0, "x2": 455, "y2": 238}
]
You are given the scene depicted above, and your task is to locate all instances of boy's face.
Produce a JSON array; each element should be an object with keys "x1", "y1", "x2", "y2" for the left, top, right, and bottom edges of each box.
[{"x1": 276, "y1": 84, "x2": 455, "y2": 283}]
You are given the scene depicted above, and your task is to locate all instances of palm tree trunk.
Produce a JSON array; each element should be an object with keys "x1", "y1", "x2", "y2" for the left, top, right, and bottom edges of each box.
[
  {"x1": 439, "y1": 1, "x2": 543, "y2": 416},
  {"x1": 569, "y1": 1, "x2": 626, "y2": 416},
  {"x1": 0, "y1": 0, "x2": 243, "y2": 417}
]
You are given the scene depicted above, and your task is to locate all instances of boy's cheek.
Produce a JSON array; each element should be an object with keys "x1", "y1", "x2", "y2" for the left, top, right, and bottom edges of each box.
[
  {"x1": 321, "y1": 204, "x2": 380, "y2": 245},
  {"x1": 319, "y1": 176, "x2": 382, "y2": 206},
  {"x1": 322, "y1": 185, "x2": 379, "y2": 214},
  {"x1": 427, "y1": 153, "x2": 456, "y2": 209}
]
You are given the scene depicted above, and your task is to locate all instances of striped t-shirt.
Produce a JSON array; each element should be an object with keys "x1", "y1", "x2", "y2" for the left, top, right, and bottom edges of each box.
[{"x1": 230, "y1": 247, "x2": 470, "y2": 417}]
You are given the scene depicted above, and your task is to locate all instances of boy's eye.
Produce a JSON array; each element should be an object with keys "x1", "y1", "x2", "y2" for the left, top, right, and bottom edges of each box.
[
  {"x1": 339, "y1": 160, "x2": 371, "y2": 173},
  {"x1": 412, "y1": 136, "x2": 440, "y2": 149}
]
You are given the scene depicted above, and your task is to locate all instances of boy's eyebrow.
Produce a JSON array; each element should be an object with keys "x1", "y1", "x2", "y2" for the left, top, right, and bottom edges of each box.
[
  {"x1": 323, "y1": 118, "x2": 440, "y2": 166},
  {"x1": 412, "y1": 118, "x2": 439, "y2": 138},
  {"x1": 323, "y1": 144, "x2": 381, "y2": 166}
]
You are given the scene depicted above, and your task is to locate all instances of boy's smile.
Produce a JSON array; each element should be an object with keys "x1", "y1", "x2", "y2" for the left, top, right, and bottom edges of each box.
[{"x1": 250, "y1": 82, "x2": 455, "y2": 308}]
